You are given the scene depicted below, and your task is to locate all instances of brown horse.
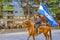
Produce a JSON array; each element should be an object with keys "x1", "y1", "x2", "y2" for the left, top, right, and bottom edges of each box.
[{"x1": 23, "y1": 19, "x2": 52, "y2": 40}]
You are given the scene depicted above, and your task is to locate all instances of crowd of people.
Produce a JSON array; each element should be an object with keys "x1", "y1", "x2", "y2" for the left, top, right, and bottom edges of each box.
[{"x1": 0, "y1": 14, "x2": 60, "y2": 29}]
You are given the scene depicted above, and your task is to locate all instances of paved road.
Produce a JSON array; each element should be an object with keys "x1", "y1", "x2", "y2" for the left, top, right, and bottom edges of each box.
[{"x1": 0, "y1": 29, "x2": 60, "y2": 40}]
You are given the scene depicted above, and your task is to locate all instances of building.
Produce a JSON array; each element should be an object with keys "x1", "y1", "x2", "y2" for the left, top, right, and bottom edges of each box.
[
  {"x1": 0, "y1": 2, "x2": 3, "y2": 26},
  {"x1": 0, "y1": 0, "x2": 25, "y2": 28}
]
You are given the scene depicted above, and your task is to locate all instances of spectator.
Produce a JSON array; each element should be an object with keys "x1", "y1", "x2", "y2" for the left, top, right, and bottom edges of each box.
[
  {"x1": 40, "y1": 15, "x2": 46, "y2": 22},
  {"x1": 58, "y1": 20, "x2": 60, "y2": 27}
]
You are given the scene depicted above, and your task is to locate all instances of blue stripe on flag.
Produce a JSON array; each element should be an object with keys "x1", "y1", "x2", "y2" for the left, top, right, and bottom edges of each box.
[{"x1": 41, "y1": 4, "x2": 55, "y2": 20}]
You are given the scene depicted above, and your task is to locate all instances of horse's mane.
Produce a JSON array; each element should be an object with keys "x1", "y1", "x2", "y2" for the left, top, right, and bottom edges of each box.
[{"x1": 24, "y1": 20, "x2": 34, "y2": 27}]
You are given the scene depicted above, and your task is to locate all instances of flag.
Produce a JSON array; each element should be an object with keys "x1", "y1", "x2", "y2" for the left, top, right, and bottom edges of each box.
[{"x1": 38, "y1": 3, "x2": 57, "y2": 27}]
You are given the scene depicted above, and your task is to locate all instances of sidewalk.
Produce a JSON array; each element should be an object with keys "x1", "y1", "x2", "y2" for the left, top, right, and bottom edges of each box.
[{"x1": 0, "y1": 28, "x2": 27, "y2": 34}]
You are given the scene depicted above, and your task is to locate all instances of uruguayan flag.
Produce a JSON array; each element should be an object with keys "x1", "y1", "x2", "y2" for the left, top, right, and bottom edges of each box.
[{"x1": 38, "y1": 3, "x2": 57, "y2": 26}]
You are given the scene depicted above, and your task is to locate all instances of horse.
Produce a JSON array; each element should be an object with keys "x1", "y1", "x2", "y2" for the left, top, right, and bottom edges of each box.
[{"x1": 23, "y1": 19, "x2": 52, "y2": 40}]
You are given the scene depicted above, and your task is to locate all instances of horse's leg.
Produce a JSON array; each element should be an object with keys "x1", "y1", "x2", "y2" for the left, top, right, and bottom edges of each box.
[
  {"x1": 49, "y1": 30, "x2": 52, "y2": 40},
  {"x1": 27, "y1": 35, "x2": 31, "y2": 40},
  {"x1": 44, "y1": 33, "x2": 49, "y2": 40},
  {"x1": 32, "y1": 35, "x2": 35, "y2": 40}
]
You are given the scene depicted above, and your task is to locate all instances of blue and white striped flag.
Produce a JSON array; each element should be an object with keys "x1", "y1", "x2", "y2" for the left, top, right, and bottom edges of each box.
[{"x1": 38, "y1": 3, "x2": 57, "y2": 27}]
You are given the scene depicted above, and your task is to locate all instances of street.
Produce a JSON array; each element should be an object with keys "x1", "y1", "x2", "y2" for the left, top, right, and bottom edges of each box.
[{"x1": 0, "y1": 29, "x2": 60, "y2": 40}]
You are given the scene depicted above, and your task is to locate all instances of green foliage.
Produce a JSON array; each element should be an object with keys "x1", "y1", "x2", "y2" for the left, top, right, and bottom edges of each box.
[
  {"x1": 49, "y1": 8, "x2": 60, "y2": 14},
  {"x1": 46, "y1": 0, "x2": 60, "y2": 14},
  {"x1": 48, "y1": 0, "x2": 56, "y2": 3},
  {"x1": 3, "y1": 5, "x2": 13, "y2": 11},
  {"x1": 0, "y1": 0, "x2": 5, "y2": 2}
]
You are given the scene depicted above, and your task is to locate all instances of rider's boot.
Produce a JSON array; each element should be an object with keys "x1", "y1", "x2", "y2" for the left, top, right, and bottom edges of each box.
[{"x1": 36, "y1": 28, "x2": 38, "y2": 36}]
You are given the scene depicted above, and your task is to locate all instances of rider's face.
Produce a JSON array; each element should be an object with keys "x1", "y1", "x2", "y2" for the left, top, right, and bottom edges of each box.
[{"x1": 36, "y1": 16, "x2": 39, "y2": 18}]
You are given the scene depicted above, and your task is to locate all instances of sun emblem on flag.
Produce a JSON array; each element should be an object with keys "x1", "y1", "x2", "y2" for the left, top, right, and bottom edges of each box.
[{"x1": 46, "y1": 14, "x2": 48, "y2": 16}]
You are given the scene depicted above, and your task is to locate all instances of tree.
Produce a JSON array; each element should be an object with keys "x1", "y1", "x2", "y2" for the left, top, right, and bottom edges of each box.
[
  {"x1": 56, "y1": 13, "x2": 60, "y2": 20},
  {"x1": 0, "y1": 0, "x2": 5, "y2": 2}
]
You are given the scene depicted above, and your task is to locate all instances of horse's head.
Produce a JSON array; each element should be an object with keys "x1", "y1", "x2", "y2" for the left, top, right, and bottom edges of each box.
[{"x1": 23, "y1": 19, "x2": 32, "y2": 28}]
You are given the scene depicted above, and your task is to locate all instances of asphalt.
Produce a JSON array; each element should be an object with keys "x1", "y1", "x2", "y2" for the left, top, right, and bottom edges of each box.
[{"x1": 0, "y1": 28, "x2": 60, "y2": 40}]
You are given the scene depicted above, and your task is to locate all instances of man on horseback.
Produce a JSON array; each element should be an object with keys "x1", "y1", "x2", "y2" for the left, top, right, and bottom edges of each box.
[{"x1": 34, "y1": 15, "x2": 41, "y2": 34}]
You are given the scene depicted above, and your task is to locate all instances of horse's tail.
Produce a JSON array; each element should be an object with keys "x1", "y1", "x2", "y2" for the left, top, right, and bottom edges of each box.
[{"x1": 49, "y1": 29, "x2": 52, "y2": 40}]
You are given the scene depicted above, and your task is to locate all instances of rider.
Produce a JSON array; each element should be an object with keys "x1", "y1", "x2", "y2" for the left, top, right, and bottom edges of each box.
[{"x1": 34, "y1": 15, "x2": 41, "y2": 34}]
